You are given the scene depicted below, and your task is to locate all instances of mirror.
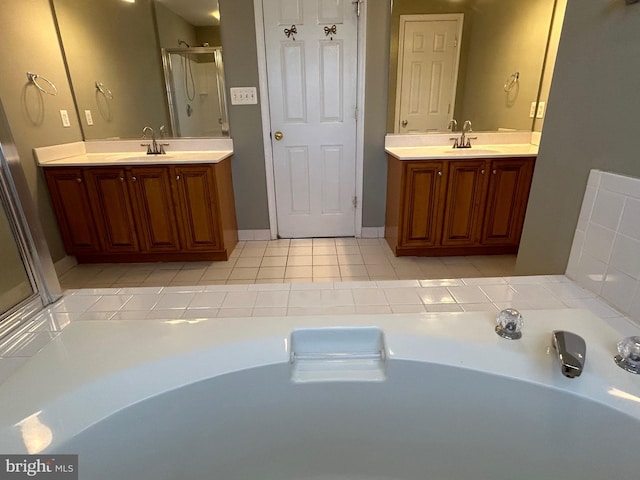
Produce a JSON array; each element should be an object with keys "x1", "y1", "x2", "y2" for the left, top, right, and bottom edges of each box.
[
  {"x1": 51, "y1": 0, "x2": 228, "y2": 140},
  {"x1": 387, "y1": 0, "x2": 557, "y2": 134}
]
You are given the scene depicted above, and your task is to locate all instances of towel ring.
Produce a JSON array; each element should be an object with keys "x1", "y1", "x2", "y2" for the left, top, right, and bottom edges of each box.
[
  {"x1": 504, "y1": 72, "x2": 519, "y2": 92},
  {"x1": 95, "y1": 81, "x2": 114, "y2": 100},
  {"x1": 26, "y1": 72, "x2": 58, "y2": 96}
]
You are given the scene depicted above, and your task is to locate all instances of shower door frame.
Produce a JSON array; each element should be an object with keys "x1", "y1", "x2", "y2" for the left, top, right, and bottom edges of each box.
[{"x1": 0, "y1": 100, "x2": 61, "y2": 338}]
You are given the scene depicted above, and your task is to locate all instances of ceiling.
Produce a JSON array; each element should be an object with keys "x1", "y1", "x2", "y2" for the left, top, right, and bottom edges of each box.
[{"x1": 156, "y1": 0, "x2": 220, "y2": 26}]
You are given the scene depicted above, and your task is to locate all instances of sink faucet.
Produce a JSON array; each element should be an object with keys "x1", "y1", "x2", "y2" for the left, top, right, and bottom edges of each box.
[
  {"x1": 551, "y1": 331, "x2": 586, "y2": 378},
  {"x1": 141, "y1": 126, "x2": 169, "y2": 155},
  {"x1": 450, "y1": 120, "x2": 477, "y2": 149}
]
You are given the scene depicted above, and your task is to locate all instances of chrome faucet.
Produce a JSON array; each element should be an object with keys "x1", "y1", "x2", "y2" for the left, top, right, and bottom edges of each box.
[
  {"x1": 551, "y1": 331, "x2": 586, "y2": 378},
  {"x1": 450, "y1": 119, "x2": 476, "y2": 149},
  {"x1": 141, "y1": 126, "x2": 169, "y2": 155}
]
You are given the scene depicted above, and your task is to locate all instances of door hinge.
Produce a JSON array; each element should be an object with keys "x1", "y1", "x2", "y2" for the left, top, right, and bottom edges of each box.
[
  {"x1": 352, "y1": 0, "x2": 362, "y2": 17},
  {"x1": 353, "y1": 196, "x2": 358, "y2": 208},
  {"x1": 454, "y1": 37, "x2": 458, "y2": 48},
  {"x1": 355, "y1": 106, "x2": 358, "y2": 119}
]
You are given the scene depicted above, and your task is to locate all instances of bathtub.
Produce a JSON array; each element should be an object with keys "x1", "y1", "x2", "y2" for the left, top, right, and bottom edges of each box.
[{"x1": 0, "y1": 309, "x2": 638, "y2": 479}]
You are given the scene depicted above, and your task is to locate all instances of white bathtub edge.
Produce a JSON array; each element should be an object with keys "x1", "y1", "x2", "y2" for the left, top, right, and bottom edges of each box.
[{"x1": 0, "y1": 310, "x2": 638, "y2": 453}]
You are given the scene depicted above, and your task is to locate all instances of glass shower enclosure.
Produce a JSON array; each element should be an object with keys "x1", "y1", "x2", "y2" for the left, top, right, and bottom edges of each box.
[
  {"x1": 0, "y1": 100, "x2": 61, "y2": 338},
  {"x1": 162, "y1": 47, "x2": 229, "y2": 138}
]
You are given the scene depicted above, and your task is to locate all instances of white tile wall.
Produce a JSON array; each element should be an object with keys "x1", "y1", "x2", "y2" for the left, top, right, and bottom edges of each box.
[{"x1": 566, "y1": 170, "x2": 640, "y2": 324}]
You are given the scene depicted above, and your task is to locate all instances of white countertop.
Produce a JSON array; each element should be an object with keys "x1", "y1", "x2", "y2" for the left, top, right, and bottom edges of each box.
[
  {"x1": 38, "y1": 150, "x2": 233, "y2": 167},
  {"x1": 385, "y1": 143, "x2": 539, "y2": 160},
  {"x1": 34, "y1": 139, "x2": 234, "y2": 167}
]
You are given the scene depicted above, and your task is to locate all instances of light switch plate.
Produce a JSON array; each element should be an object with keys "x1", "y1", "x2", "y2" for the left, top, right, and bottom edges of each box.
[
  {"x1": 84, "y1": 110, "x2": 94, "y2": 126},
  {"x1": 529, "y1": 102, "x2": 537, "y2": 118},
  {"x1": 536, "y1": 101, "x2": 546, "y2": 119},
  {"x1": 230, "y1": 87, "x2": 258, "y2": 105},
  {"x1": 59, "y1": 110, "x2": 71, "y2": 127}
]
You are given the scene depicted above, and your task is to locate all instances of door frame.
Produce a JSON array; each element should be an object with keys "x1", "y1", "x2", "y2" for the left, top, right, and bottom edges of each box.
[
  {"x1": 253, "y1": 0, "x2": 367, "y2": 239},
  {"x1": 394, "y1": 13, "x2": 464, "y2": 134}
]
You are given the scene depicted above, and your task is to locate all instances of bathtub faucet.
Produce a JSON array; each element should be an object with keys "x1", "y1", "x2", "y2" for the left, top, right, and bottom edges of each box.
[{"x1": 551, "y1": 331, "x2": 586, "y2": 378}]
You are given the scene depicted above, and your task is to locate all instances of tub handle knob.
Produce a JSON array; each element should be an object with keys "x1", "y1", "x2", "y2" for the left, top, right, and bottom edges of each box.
[
  {"x1": 495, "y1": 308, "x2": 523, "y2": 340},
  {"x1": 614, "y1": 336, "x2": 640, "y2": 374}
]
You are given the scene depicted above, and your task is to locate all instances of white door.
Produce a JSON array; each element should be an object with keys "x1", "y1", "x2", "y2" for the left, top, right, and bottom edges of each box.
[
  {"x1": 395, "y1": 14, "x2": 463, "y2": 133},
  {"x1": 264, "y1": 0, "x2": 358, "y2": 238}
]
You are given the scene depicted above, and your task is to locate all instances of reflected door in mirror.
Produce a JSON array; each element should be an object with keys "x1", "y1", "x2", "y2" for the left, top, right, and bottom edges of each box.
[{"x1": 396, "y1": 14, "x2": 463, "y2": 133}]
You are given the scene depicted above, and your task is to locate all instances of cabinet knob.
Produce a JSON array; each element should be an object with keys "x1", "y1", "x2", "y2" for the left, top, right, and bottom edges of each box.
[
  {"x1": 132, "y1": 176, "x2": 137, "y2": 182},
  {"x1": 75, "y1": 178, "x2": 82, "y2": 183},
  {"x1": 176, "y1": 175, "x2": 180, "y2": 180},
  {"x1": 119, "y1": 177, "x2": 124, "y2": 182},
  {"x1": 437, "y1": 171, "x2": 442, "y2": 177},
  {"x1": 492, "y1": 169, "x2": 497, "y2": 175},
  {"x1": 481, "y1": 169, "x2": 485, "y2": 175}
]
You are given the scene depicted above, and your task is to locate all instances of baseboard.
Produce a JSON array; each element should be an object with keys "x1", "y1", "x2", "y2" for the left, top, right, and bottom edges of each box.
[
  {"x1": 360, "y1": 227, "x2": 385, "y2": 238},
  {"x1": 54, "y1": 255, "x2": 77, "y2": 277},
  {"x1": 238, "y1": 229, "x2": 272, "y2": 241},
  {"x1": 239, "y1": 228, "x2": 384, "y2": 240}
]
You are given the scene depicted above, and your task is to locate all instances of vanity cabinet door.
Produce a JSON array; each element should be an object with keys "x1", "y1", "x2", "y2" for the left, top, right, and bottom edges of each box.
[
  {"x1": 84, "y1": 167, "x2": 140, "y2": 253},
  {"x1": 44, "y1": 168, "x2": 102, "y2": 254},
  {"x1": 481, "y1": 158, "x2": 534, "y2": 246},
  {"x1": 172, "y1": 165, "x2": 222, "y2": 252},
  {"x1": 400, "y1": 161, "x2": 447, "y2": 247},
  {"x1": 441, "y1": 160, "x2": 488, "y2": 247},
  {"x1": 128, "y1": 166, "x2": 181, "y2": 253}
]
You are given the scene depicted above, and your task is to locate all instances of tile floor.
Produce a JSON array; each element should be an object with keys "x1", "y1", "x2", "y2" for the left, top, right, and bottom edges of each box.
[{"x1": 59, "y1": 238, "x2": 519, "y2": 289}]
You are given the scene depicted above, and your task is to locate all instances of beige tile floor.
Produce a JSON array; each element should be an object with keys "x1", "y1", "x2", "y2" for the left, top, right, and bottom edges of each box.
[{"x1": 58, "y1": 238, "x2": 519, "y2": 290}]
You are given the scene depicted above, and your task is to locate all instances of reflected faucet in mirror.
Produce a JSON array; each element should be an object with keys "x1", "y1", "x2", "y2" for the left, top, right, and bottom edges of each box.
[
  {"x1": 450, "y1": 120, "x2": 476, "y2": 149},
  {"x1": 141, "y1": 126, "x2": 169, "y2": 155}
]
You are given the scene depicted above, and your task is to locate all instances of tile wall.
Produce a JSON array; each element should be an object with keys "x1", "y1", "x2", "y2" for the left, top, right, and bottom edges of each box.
[{"x1": 566, "y1": 170, "x2": 640, "y2": 324}]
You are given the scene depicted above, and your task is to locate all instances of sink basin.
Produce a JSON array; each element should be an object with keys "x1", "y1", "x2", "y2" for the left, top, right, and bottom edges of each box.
[
  {"x1": 105, "y1": 153, "x2": 173, "y2": 162},
  {"x1": 442, "y1": 149, "x2": 501, "y2": 155}
]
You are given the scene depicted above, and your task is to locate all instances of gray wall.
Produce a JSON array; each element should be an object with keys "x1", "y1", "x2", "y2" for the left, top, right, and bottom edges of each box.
[
  {"x1": 0, "y1": 0, "x2": 81, "y2": 262},
  {"x1": 218, "y1": 0, "x2": 270, "y2": 230},
  {"x1": 516, "y1": 0, "x2": 640, "y2": 274},
  {"x1": 362, "y1": 0, "x2": 391, "y2": 228}
]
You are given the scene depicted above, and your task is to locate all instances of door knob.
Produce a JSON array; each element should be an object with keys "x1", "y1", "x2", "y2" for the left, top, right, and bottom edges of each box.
[
  {"x1": 274, "y1": 131, "x2": 284, "y2": 141},
  {"x1": 401, "y1": 120, "x2": 408, "y2": 127}
]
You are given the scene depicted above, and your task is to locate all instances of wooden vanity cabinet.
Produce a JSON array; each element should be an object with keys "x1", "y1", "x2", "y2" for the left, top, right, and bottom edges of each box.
[
  {"x1": 44, "y1": 168, "x2": 102, "y2": 254},
  {"x1": 84, "y1": 167, "x2": 141, "y2": 253},
  {"x1": 44, "y1": 159, "x2": 238, "y2": 262},
  {"x1": 385, "y1": 155, "x2": 535, "y2": 256}
]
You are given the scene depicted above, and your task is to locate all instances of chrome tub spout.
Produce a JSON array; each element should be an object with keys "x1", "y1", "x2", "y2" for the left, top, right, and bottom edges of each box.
[{"x1": 551, "y1": 331, "x2": 586, "y2": 378}]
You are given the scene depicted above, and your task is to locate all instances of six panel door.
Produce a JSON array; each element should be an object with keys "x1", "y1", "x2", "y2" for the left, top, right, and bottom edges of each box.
[{"x1": 264, "y1": 0, "x2": 359, "y2": 237}]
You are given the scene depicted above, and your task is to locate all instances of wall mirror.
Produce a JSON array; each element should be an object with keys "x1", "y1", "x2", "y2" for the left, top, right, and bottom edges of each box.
[
  {"x1": 51, "y1": 0, "x2": 228, "y2": 140},
  {"x1": 387, "y1": 0, "x2": 558, "y2": 134}
]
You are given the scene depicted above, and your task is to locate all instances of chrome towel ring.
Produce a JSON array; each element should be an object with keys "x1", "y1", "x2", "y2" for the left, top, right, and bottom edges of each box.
[
  {"x1": 503, "y1": 71, "x2": 520, "y2": 92},
  {"x1": 95, "y1": 81, "x2": 114, "y2": 100},
  {"x1": 26, "y1": 72, "x2": 57, "y2": 96}
]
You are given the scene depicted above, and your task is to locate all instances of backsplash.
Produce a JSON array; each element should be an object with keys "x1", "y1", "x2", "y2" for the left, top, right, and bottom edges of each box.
[{"x1": 566, "y1": 170, "x2": 640, "y2": 324}]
